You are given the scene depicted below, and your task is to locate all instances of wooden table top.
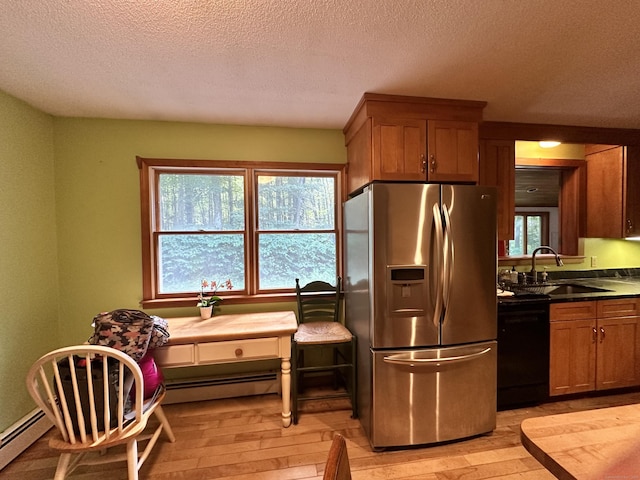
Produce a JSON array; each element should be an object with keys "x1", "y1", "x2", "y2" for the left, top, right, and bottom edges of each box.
[
  {"x1": 164, "y1": 311, "x2": 298, "y2": 345},
  {"x1": 520, "y1": 403, "x2": 640, "y2": 479}
]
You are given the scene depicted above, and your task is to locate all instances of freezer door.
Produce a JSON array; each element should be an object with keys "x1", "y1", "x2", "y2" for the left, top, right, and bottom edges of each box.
[
  {"x1": 370, "y1": 183, "x2": 440, "y2": 348},
  {"x1": 370, "y1": 341, "x2": 497, "y2": 448},
  {"x1": 440, "y1": 185, "x2": 497, "y2": 345}
]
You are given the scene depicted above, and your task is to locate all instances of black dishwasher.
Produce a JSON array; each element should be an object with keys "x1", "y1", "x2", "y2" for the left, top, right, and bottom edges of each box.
[{"x1": 497, "y1": 298, "x2": 550, "y2": 410}]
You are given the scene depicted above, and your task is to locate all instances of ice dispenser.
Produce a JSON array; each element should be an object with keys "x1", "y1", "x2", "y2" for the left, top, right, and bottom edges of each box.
[{"x1": 386, "y1": 266, "x2": 428, "y2": 317}]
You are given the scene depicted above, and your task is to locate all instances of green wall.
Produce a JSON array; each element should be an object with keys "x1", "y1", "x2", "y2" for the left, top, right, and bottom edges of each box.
[
  {"x1": 53, "y1": 119, "x2": 346, "y2": 339},
  {"x1": 0, "y1": 91, "x2": 58, "y2": 431},
  {"x1": 563, "y1": 238, "x2": 640, "y2": 271}
]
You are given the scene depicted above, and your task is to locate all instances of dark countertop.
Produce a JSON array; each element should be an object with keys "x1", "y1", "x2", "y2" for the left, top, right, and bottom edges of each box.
[{"x1": 498, "y1": 268, "x2": 640, "y2": 306}]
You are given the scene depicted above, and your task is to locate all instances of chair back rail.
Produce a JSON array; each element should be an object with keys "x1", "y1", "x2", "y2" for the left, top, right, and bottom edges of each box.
[
  {"x1": 296, "y1": 277, "x2": 341, "y2": 324},
  {"x1": 28, "y1": 345, "x2": 145, "y2": 446}
]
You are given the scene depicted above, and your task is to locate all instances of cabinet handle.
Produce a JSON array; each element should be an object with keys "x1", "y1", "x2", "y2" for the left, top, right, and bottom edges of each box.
[
  {"x1": 235, "y1": 348, "x2": 243, "y2": 357},
  {"x1": 420, "y1": 154, "x2": 426, "y2": 173},
  {"x1": 627, "y1": 219, "x2": 633, "y2": 234},
  {"x1": 599, "y1": 326, "x2": 605, "y2": 343},
  {"x1": 592, "y1": 327, "x2": 597, "y2": 343},
  {"x1": 430, "y1": 154, "x2": 436, "y2": 173}
]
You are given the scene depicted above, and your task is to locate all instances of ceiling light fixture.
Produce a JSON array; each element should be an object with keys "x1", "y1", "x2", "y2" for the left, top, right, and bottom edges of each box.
[{"x1": 539, "y1": 141, "x2": 561, "y2": 148}]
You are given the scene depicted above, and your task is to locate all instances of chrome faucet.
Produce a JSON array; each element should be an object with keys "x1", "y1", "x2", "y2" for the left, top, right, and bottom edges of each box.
[{"x1": 530, "y1": 246, "x2": 564, "y2": 283}]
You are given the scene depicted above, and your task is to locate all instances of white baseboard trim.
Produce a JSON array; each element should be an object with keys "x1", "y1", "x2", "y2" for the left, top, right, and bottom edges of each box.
[{"x1": 0, "y1": 409, "x2": 52, "y2": 471}]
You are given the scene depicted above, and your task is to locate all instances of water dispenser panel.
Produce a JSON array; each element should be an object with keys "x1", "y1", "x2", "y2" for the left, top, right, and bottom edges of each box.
[{"x1": 387, "y1": 266, "x2": 428, "y2": 317}]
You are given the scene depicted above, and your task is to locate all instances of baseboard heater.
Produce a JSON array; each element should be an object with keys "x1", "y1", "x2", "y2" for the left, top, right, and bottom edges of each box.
[
  {"x1": 163, "y1": 371, "x2": 281, "y2": 404},
  {"x1": 0, "y1": 409, "x2": 52, "y2": 471}
]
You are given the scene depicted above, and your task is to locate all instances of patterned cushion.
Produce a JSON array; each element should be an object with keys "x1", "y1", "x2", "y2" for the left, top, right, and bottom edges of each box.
[{"x1": 294, "y1": 322, "x2": 352, "y2": 344}]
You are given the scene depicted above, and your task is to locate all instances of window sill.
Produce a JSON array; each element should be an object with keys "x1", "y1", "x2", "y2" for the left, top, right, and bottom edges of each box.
[
  {"x1": 140, "y1": 293, "x2": 297, "y2": 309},
  {"x1": 498, "y1": 255, "x2": 585, "y2": 268}
]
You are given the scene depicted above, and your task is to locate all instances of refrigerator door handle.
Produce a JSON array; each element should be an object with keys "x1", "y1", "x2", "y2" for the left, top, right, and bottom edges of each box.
[
  {"x1": 383, "y1": 347, "x2": 492, "y2": 367},
  {"x1": 441, "y1": 203, "x2": 454, "y2": 318},
  {"x1": 432, "y1": 203, "x2": 444, "y2": 328}
]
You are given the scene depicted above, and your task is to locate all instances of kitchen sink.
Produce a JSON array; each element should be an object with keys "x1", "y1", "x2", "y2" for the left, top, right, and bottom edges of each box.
[
  {"x1": 509, "y1": 283, "x2": 613, "y2": 296},
  {"x1": 543, "y1": 284, "x2": 613, "y2": 295}
]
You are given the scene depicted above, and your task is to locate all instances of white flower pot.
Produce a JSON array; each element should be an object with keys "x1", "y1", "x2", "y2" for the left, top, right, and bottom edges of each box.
[{"x1": 199, "y1": 306, "x2": 213, "y2": 319}]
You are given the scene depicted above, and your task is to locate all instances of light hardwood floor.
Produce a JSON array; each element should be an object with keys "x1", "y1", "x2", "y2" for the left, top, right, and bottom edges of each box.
[{"x1": 4, "y1": 389, "x2": 640, "y2": 479}]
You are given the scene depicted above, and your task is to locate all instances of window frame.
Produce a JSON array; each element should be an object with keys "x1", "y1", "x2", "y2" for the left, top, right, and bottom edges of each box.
[
  {"x1": 137, "y1": 156, "x2": 345, "y2": 308},
  {"x1": 510, "y1": 211, "x2": 550, "y2": 255}
]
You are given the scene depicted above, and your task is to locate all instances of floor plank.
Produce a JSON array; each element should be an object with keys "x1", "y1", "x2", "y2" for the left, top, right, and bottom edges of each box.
[{"x1": 3, "y1": 390, "x2": 640, "y2": 479}]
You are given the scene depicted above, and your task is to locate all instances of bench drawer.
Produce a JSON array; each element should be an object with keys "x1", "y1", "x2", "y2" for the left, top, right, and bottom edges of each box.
[
  {"x1": 197, "y1": 337, "x2": 280, "y2": 364},
  {"x1": 154, "y1": 344, "x2": 195, "y2": 367}
]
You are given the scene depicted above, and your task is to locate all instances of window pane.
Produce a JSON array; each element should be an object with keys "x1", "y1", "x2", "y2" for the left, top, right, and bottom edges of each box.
[
  {"x1": 509, "y1": 215, "x2": 524, "y2": 256},
  {"x1": 257, "y1": 175, "x2": 335, "y2": 230},
  {"x1": 526, "y1": 216, "x2": 542, "y2": 254},
  {"x1": 158, "y1": 173, "x2": 245, "y2": 231},
  {"x1": 158, "y1": 234, "x2": 245, "y2": 293},
  {"x1": 258, "y1": 233, "x2": 336, "y2": 289}
]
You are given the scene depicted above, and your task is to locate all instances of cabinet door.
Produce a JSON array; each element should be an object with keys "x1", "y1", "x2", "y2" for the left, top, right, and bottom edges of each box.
[
  {"x1": 626, "y1": 145, "x2": 640, "y2": 236},
  {"x1": 372, "y1": 117, "x2": 426, "y2": 181},
  {"x1": 549, "y1": 319, "x2": 596, "y2": 396},
  {"x1": 479, "y1": 139, "x2": 515, "y2": 240},
  {"x1": 596, "y1": 316, "x2": 640, "y2": 390},
  {"x1": 586, "y1": 145, "x2": 624, "y2": 238},
  {"x1": 427, "y1": 120, "x2": 479, "y2": 183}
]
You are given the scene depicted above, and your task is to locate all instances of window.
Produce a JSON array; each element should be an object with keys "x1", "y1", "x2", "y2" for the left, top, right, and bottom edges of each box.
[
  {"x1": 137, "y1": 157, "x2": 344, "y2": 307},
  {"x1": 508, "y1": 212, "x2": 550, "y2": 255}
]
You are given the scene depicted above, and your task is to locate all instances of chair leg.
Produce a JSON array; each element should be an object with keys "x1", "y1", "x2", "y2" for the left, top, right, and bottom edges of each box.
[
  {"x1": 351, "y1": 336, "x2": 358, "y2": 419},
  {"x1": 154, "y1": 405, "x2": 176, "y2": 442},
  {"x1": 292, "y1": 340, "x2": 299, "y2": 425},
  {"x1": 54, "y1": 453, "x2": 73, "y2": 480},
  {"x1": 126, "y1": 439, "x2": 139, "y2": 480},
  {"x1": 332, "y1": 346, "x2": 339, "y2": 389}
]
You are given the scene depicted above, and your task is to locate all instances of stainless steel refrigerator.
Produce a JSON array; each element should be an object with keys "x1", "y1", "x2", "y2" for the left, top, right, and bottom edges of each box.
[{"x1": 344, "y1": 182, "x2": 497, "y2": 449}]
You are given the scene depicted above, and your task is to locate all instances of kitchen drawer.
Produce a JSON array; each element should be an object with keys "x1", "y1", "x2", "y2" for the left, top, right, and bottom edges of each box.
[
  {"x1": 597, "y1": 298, "x2": 640, "y2": 318},
  {"x1": 154, "y1": 344, "x2": 195, "y2": 367},
  {"x1": 197, "y1": 337, "x2": 280, "y2": 364},
  {"x1": 550, "y1": 301, "x2": 597, "y2": 322}
]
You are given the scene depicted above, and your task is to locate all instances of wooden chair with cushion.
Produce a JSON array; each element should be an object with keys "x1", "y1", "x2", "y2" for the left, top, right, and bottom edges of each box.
[
  {"x1": 25, "y1": 344, "x2": 175, "y2": 480},
  {"x1": 292, "y1": 277, "x2": 357, "y2": 424},
  {"x1": 323, "y1": 433, "x2": 352, "y2": 480}
]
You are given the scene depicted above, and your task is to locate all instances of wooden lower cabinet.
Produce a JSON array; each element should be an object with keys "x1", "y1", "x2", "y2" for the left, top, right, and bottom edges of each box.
[
  {"x1": 596, "y1": 315, "x2": 640, "y2": 390},
  {"x1": 549, "y1": 319, "x2": 596, "y2": 395},
  {"x1": 549, "y1": 298, "x2": 640, "y2": 396}
]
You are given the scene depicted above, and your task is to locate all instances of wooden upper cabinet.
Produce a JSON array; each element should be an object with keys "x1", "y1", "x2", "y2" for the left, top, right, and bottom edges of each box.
[
  {"x1": 373, "y1": 117, "x2": 426, "y2": 181},
  {"x1": 343, "y1": 93, "x2": 486, "y2": 195},
  {"x1": 585, "y1": 144, "x2": 640, "y2": 238},
  {"x1": 479, "y1": 139, "x2": 515, "y2": 240},
  {"x1": 427, "y1": 120, "x2": 479, "y2": 183}
]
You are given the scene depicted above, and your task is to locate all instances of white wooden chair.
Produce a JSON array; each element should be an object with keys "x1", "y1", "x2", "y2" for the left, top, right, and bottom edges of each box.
[{"x1": 25, "y1": 345, "x2": 175, "y2": 480}]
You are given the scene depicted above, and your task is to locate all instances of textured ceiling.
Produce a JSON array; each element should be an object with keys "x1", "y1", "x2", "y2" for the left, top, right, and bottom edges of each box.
[{"x1": 2, "y1": 1, "x2": 640, "y2": 129}]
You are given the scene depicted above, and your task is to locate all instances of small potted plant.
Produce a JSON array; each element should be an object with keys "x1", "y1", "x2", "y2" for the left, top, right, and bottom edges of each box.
[{"x1": 197, "y1": 278, "x2": 233, "y2": 319}]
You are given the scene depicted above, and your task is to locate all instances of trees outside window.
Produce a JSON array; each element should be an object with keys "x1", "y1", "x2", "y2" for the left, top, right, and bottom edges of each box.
[{"x1": 138, "y1": 157, "x2": 343, "y2": 307}]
